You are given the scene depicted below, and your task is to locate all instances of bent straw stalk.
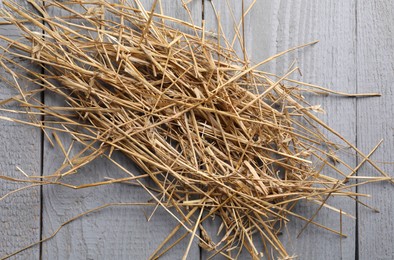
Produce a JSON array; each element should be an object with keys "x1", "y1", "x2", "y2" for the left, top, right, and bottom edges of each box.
[{"x1": 0, "y1": 0, "x2": 390, "y2": 259}]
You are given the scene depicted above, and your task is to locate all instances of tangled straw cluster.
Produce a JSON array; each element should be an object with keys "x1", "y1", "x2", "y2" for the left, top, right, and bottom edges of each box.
[{"x1": 0, "y1": 0, "x2": 391, "y2": 259}]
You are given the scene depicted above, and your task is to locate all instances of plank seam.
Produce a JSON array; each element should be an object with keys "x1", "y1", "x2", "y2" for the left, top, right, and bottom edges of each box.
[
  {"x1": 355, "y1": 0, "x2": 359, "y2": 259},
  {"x1": 39, "y1": 0, "x2": 45, "y2": 259},
  {"x1": 200, "y1": 2, "x2": 204, "y2": 259}
]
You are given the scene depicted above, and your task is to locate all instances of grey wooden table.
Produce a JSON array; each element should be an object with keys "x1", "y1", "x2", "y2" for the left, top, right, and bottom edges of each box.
[{"x1": 0, "y1": 1, "x2": 393, "y2": 259}]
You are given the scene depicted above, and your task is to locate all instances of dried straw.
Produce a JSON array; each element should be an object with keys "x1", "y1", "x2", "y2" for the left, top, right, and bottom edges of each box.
[{"x1": 0, "y1": 0, "x2": 391, "y2": 259}]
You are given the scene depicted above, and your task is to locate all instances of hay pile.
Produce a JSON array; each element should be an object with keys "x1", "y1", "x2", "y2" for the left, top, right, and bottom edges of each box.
[{"x1": 0, "y1": 0, "x2": 391, "y2": 259}]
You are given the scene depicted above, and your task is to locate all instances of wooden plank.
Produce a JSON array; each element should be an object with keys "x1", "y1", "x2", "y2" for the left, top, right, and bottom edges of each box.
[
  {"x1": 0, "y1": 1, "x2": 41, "y2": 259},
  {"x1": 356, "y1": 1, "x2": 394, "y2": 259},
  {"x1": 247, "y1": 2, "x2": 359, "y2": 259},
  {"x1": 204, "y1": 1, "x2": 357, "y2": 259},
  {"x1": 40, "y1": 1, "x2": 201, "y2": 259},
  {"x1": 202, "y1": 2, "x2": 259, "y2": 258}
]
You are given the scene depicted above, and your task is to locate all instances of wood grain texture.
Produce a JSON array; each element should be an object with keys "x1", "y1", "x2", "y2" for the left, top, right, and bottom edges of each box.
[
  {"x1": 0, "y1": 0, "x2": 392, "y2": 259},
  {"x1": 257, "y1": 2, "x2": 358, "y2": 259},
  {"x1": 357, "y1": 1, "x2": 394, "y2": 259},
  {"x1": 40, "y1": 1, "x2": 202, "y2": 259},
  {"x1": 204, "y1": 1, "x2": 358, "y2": 259},
  {"x1": 0, "y1": 1, "x2": 41, "y2": 259},
  {"x1": 202, "y1": 2, "x2": 262, "y2": 258}
]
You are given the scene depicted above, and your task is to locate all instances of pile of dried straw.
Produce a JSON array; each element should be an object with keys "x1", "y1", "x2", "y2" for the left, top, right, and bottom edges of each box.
[{"x1": 0, "y1": 0, "x2": 391, "y2": 259}]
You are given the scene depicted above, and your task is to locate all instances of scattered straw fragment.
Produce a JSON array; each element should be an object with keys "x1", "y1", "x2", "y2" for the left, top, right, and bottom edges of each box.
[{"x1": 0, "y1": 0, "x2": 391, "y2": 259}]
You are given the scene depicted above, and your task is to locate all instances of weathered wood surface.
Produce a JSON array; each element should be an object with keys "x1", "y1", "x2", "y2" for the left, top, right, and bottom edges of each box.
[
  {"x1": 40, "y1": 1, "x2": 201, "y2": 260},
  {"x1": 0, "y1": 0, "x2": 392, "y2": 259},
  {"x1": 357, "y1": 1, "x2": 394, "y2": 259},
  {"x1": 0, "y1": 1, "x2": 41, "y2": 259},
  {"x1": 204, "y1": 1, "x2": 358, "y2": 259},
  {"x1": 249, "y1": 1, "x2": 358, "y2": 259}
]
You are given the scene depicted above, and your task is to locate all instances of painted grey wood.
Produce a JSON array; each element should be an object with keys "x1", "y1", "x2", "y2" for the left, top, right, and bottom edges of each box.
[
  {"x1": 0, "y1": 0, "x2": 393, "y2": 259},
  {"x1": 357, "y1": 1, "x2": 394, "y2": 259},
  {"x1": 0, "y1": 1, "x2": 42, "y2": 259},
  {"x1": 258, "y1": 2, "x2": 358, "y2": 259},
  {"x1": 202, "y1": 2, "x2": 265, "y2": 259},
  {"x1": 41, "y1": 1, "x2": 202, "y2": 259},
  {"x1": 204, "y1": 1, "x2": 358, "y2": 259}
]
